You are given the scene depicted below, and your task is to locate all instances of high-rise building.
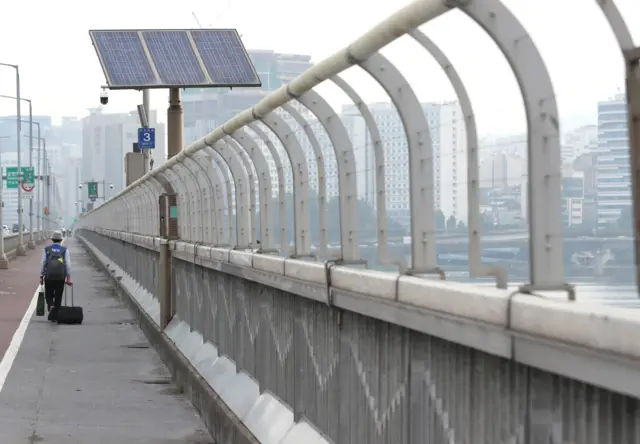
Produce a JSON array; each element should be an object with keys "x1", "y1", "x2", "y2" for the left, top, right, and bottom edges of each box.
[
  {"x1": 182, "y1": 50, "x2": 313, "y2": 145},
  {"x1": 596, "y1": 93, "x2": 630, "y2": 227},
  {"x1": 81, "y1": 108, "x2": 166, "y2": 201},
  {"x1": 439, "y1": 101, "x2": 467, "y2": 222},
  {"x1": 562, "y1": 125, "x2": 597, "y2": 162},
  {"x1": 478, "y1": 152, "x2": 525, "y2": 190},
  {"x1": 0, "y1": 116, "x2": 52, "y2": 155},
  {"x1": 342, "y1": 102, "x2": 444, "y2": 228}
]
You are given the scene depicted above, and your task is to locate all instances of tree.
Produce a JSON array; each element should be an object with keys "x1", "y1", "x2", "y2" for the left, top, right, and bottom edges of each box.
[
  {"x1": 326, "y1": 196, "x2": 406, "y2": 243},
  {"x1": 457, "y1": 220, "x2": 466, "y2": 231},
  {"x1": 256, "y1": 191, "x2": 407, "y2": 246}
]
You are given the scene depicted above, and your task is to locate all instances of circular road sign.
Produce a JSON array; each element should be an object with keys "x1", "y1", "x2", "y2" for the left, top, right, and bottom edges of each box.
[{"x1": 21, "y1": 183, "x2": 35, "y2": 193}]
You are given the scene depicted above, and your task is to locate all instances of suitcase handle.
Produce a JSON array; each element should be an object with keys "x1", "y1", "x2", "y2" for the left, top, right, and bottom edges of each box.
[{"x1": 64, "y1": 285, "x2": 74, "y2": 307}]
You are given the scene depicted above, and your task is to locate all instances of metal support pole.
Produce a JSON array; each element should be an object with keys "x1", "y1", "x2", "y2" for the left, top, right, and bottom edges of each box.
[
  {"x1": 143, "y1": 89, "x2": 151, "y2": 172},
  {"x1": 15, "y1": 67, "x2": 25, "y2": 256},
  {"x1": 27, "y1": 102, "x2": 35, "y2": 249},
  {"x1": 36, "y1": 136, "x2": 41, "y2": 242},
  {"x1": 158, "y1": 239, "x2": 172, "y2": 328},
  {"x1": 41, "y1": 142, "x2": 46, "y2": 237},
  {"x1": 627, "y1": 47, "x2": 640, "y2": 296},
  {"x1": 0, "y1": 137, "x2": 8, "y2": 268},
  {"x1": 167, "y1": 88, "x2": 183, "y2": 160},
  {"x1": 45, "y1": 157, "x2": 49, "y2": 236}
]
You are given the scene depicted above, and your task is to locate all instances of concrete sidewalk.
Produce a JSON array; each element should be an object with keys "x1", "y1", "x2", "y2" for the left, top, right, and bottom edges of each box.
[{"x1": 0, "y1": 239, "x2": 214, "y2": 443}]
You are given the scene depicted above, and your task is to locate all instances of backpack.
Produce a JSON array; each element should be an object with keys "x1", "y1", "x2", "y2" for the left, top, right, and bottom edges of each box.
[{"x1": 45, "y1": 245, "x2": 67, "y2": 281}]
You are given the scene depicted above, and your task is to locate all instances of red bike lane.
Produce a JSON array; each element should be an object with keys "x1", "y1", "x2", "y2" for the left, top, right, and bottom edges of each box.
[{"x1": 0, "y1": 249, "x2": 43, "y2": 366}]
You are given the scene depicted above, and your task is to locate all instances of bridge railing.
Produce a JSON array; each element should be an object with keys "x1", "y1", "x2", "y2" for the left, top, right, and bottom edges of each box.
[
  {"x1": 73, "y1": 1, "x2": 640, "y2": 442},
  {"x1": 75, "y1": 0, "x2": 634, "y2": 294}
]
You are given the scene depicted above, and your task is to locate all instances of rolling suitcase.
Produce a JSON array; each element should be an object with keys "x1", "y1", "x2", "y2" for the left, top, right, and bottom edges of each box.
[
  {"x1": 56, "y1": 286, "x2": 83, "y2": 325},
  {"x1": 36, "y1": 284, "x2": 45, "y2": 316}
]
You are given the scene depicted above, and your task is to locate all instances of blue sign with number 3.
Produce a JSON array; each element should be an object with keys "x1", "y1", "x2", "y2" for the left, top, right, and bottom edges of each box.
[{"x1": 138, "y1": 127, "x2": 156, "y2": 149}]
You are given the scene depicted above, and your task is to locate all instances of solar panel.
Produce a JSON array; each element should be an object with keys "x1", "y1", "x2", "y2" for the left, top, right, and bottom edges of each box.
[
  {"x1": 90, "y1": 31, "x2": 158, "y2": 88},
  {"x1": 89, "y1": 29, "x2": 261, "y2": 89},
  {"x1": 142, "y1": 30, "x2": 208, "y2": 86},
  {"x1": 190, "y1": 30, "x2": 261, "y2": 87}
]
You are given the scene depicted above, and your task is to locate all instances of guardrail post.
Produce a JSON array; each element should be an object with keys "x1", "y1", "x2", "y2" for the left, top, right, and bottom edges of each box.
[
  {"x1": 158, "y1": 193, "x2": 177, "y2": 329},
  {"x1": 158, "y1": 239, "x2": 172, "y2": 329},
  {"x1": 625, "y1": 46, "x2": 640, "y2": 295}
]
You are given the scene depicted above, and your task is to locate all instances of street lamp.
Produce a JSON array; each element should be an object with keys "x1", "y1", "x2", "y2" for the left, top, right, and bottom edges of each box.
[
  {"x1": 0, "y1": 62, "x2": 26, "y2": 256},
  {"x1": 13, "y1": 110, "x2": 41, "y2": 248}
]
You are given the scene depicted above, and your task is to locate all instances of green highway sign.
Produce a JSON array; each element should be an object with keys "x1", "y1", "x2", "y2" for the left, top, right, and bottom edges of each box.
[
  {"x1": 88, "y1": 182, "x2": 99, "y2": 199},
  {"x1": 5, "y1": 166, "x2": 34, "y2": 189}
]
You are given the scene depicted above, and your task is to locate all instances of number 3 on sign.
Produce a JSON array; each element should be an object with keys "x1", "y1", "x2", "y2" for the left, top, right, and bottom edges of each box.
[{"x1": 143, "y1": 132, "x2": 151, "y2": 142}]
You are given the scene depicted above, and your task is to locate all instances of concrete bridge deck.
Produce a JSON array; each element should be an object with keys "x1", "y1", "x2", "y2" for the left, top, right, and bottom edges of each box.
[{"x1": 0, "y1": 239, "x2": 213, "y2": 444}]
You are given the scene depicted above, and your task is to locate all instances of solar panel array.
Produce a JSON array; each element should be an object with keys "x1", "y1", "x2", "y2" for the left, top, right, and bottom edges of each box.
[{"x1": 89, "y1": 29, "x2": 261, "y2": 90}]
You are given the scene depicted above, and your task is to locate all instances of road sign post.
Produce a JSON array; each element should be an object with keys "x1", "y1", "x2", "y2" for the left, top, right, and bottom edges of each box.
[
  {"x1": 6, "y1": 166, "x2": 34, "y2": 189},
  {"x1": 87, "y1": 182, "x2": 99, "y2": 199},
  {"x1": 138, "y1": 127, "x2": 156, "y2": 150}
]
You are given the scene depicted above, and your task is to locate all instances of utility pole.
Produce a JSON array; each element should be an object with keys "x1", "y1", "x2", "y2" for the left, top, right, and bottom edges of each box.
[
  {"x1": 15, "y1": 68, "x2": 25, "y2": 256},
  {"x1": 143, "y1": 90, "x2": 151, "y2": 172}
]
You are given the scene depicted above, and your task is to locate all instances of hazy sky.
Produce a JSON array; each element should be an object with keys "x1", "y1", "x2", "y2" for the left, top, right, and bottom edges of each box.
[{"x1": 0, "y1": 0, "x2": 638, "y2": 137}]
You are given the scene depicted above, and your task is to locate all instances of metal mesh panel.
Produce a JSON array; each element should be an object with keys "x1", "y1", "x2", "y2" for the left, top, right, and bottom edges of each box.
[{"x1": 84, "y1": 233, "x2": 640, "y2": 444}]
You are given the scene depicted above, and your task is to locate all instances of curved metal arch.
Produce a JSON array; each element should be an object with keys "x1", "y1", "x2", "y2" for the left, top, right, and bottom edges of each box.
[
  {"x1": 200, "y1": 151, "x2": 227, "y2": 246},
  {"x1": 247, "y1": 123, "x2": 287, "y2": 252},
  {"x1": 204, "y1": 146, "x2": 235, "y2": 246},
  {"x1": 122, "y1": 191, "x2": 136, "y2": 232},
  {"x1": 140, "y1": 183, "x2": 156, "y2": 235},
  {"x1": 153, "y1": 172, "x2": 176, "y2": 196},
  {"x1": 207, "y1": 140, "x2": 252, "y2": 248},
  {"x1": 231, "y1": 129, "x2": 275, "y2": 249},
  {"x1": 131, "y1": 187, "x2": 146, "y2": 233},
  {"x1": 259, "y1": 112, "x2": 311, "y2": 256},
  {"x1": 358, "y1": 52, "x2": 437, "y2": 273},
  {"x1": 280, "y1": 103, "x2": 328, "y2": 255},
  {"x1": 174, "y1": 160, "x2": 204, "y2": 242},
  {"x1": 177, "y1": 156, "x2": 209, "y2": 243},
  {"x1": 408, "y1": 29, "x2": 507, "y2": 289},
  {"x1": 595, "y1": 0, "x2": 634, "y2": 51},
  {"x1": 459, "y1": 0, "x2": 563, "y2": 289},
  {"x1": 330, "y1": 75, "x2": 389, "y2": 264},
  {"x1": 190, "y1": 150, "x2": 222, "y2": 245},
  {"x1": 224, "y1": 136, "x2": 258, "y2": 246},
  {"x1": 295, "y1": 89, "x2": 360, "y2": 261},
  {"x1": 139, "y1": 181, "x2": 160, "y2": 235}
]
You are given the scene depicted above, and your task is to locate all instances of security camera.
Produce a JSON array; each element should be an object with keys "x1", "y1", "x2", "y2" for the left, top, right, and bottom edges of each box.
[
  {"x1": 100, "y1": 87, "x2": 109, "y2": 105},
  {"x1": 109, "y1": 184, "x2": 114, "y2": 190}
]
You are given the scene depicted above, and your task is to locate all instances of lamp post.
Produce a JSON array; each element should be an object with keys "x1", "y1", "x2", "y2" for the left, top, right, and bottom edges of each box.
[
  {"x1": 13, "y1": 110, "x2": 40, "y2": 247},
  {"x1": 0, "y1": 136, "x2": 9, "y2": 268},
  {"x1": 0, "y1": 63, "x2": 25, "y2": 255}
]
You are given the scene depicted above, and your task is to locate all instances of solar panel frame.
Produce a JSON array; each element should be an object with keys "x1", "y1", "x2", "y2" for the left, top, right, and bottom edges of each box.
[
  {"x1": 90, "y1": 30, "x2": 159, "y2": 89},
  {"x1": 190, "y1": 29, "x2": 262, "y2": 87},
  {"x1": 89, "y1": 28, "x2": 262, "y2": 90},
  {"x1": 142, "y1": 30, "x2": 208, "y2": 87}
]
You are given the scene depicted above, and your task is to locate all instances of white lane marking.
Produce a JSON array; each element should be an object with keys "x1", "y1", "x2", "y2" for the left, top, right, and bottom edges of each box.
[
  {"x1": 0, "y1": 287, "x2": 39, "y2": 393},
  {"x1": 0, "y1": 238, "x2": 66, "y2": 393}
]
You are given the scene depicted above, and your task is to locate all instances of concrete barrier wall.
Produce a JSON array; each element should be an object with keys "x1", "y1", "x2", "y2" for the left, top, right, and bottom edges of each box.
[
  {"x1": 3, "y1": 231, "x2": 46, "y2": 259},
  {"x1": 78, "y1": 229, "x2": 640, "y2": 444}
]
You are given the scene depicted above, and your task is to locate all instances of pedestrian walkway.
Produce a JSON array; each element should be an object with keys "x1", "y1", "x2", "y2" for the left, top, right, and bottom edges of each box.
[{"x1": 0, "y1": 239, "x2": 214, "y2": 443}]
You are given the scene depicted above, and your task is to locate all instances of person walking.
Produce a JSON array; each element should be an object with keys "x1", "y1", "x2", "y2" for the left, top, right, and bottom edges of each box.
[{"x1": 40, "y1": 231, "x2": 72, "y2": 318}]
